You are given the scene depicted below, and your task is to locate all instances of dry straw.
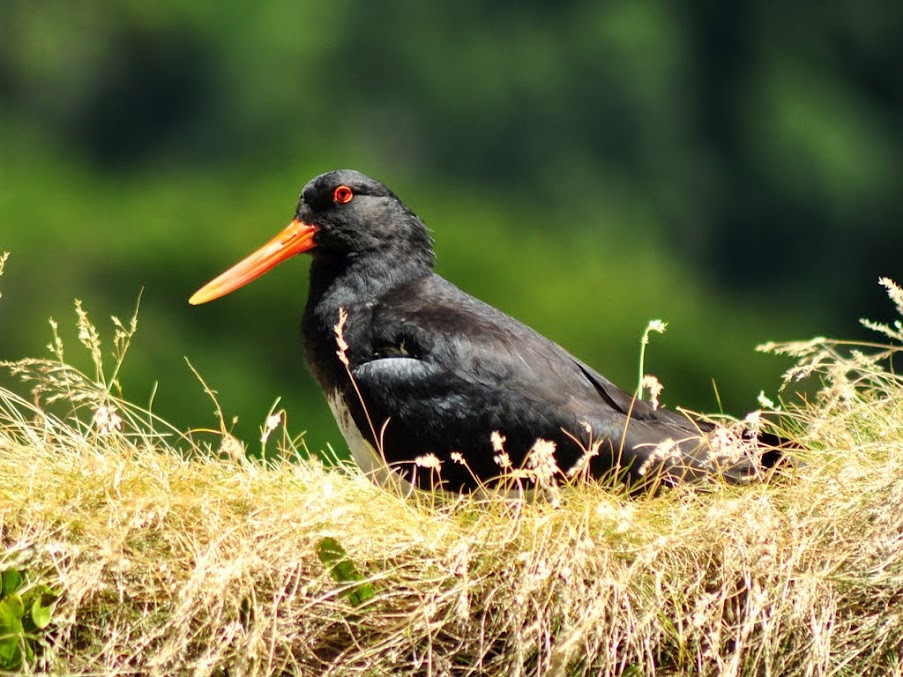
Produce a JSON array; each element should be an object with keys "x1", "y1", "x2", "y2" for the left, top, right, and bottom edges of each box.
[{"x1": 1, "y1": 268, "x2": 901, "y2": 675}]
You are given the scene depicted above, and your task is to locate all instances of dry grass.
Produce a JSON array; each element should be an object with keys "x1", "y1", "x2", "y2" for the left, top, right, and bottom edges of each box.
[{"x1": 1, "y1": 273, "x2": 902, "y2": 675}]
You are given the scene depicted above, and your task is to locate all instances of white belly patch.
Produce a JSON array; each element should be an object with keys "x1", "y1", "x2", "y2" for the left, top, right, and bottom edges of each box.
[{"x1": 325, "y1": 391, "x2": 415, "y2": 495}]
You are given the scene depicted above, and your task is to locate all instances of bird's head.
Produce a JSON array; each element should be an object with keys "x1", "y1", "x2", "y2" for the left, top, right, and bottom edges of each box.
[{"x1": 189, "y1": 170, "x2": 433, "y2": 305}]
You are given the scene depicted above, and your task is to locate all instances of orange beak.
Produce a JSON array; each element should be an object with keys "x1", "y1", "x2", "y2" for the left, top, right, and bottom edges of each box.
[{"x1": 189, "y1": 219, "x2": 319, "y2": 305}]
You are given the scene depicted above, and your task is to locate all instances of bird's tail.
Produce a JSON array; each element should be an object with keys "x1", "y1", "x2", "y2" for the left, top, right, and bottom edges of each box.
[
  {"x1": 702, "y1": 428, "x2": 801, "y2": 486},
  {"x1": 642, "y1": 426, "x2": 802, "y2": 491}
]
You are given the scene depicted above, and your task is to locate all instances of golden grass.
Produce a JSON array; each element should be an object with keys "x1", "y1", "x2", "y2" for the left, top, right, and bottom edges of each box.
[{"x1": 1, "y1": 275, "x2": 902, "y2": 675}]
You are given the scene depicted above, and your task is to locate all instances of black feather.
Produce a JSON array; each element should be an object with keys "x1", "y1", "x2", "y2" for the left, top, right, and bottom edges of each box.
[{"x1": 291, "y1": 170, "x2": 794, "y2": 493}]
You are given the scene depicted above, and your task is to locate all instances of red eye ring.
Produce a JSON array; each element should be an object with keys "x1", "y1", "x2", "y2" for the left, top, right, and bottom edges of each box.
[{"x1": 333, "y1": 185, "x2": 354, "y2": 204}]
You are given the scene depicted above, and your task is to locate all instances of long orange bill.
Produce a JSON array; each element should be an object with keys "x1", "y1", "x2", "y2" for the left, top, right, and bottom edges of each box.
[{"x1": 189, "y1": 219, "x2": 318, "y2": 305}]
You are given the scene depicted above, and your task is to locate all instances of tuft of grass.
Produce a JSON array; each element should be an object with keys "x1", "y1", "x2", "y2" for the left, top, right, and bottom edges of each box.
[{"x1": 0, "y1": 277, "x2": 902, "y2": 674}]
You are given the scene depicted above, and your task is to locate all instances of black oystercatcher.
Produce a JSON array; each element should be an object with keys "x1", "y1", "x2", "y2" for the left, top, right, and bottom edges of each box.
[{"x1": 190, "y1": 170, "x2": 787, "y2": 493}]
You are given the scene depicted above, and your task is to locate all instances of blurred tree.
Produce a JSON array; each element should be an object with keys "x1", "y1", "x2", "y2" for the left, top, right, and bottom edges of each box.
[{"x1": 1, "y1": 0, "x2": 900, "y2": 453}]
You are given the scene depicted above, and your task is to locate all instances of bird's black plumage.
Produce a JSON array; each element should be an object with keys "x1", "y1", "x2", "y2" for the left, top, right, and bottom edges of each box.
[{"x1": 194, "y1": 169, "x2": 788, "y2": 493}]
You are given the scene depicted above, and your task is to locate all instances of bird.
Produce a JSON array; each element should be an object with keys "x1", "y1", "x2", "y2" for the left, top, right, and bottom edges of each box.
[{"x1": 190, "y1": 170, "x2": 788, "y2": 494}]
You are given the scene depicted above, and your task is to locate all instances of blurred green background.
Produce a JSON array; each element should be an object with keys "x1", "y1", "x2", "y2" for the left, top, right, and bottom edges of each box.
[{"x1": 2, "y1": 1, "x2": 900, "y2": 455}]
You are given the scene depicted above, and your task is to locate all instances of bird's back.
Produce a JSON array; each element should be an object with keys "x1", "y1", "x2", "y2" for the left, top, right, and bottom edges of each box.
[{"x1": 306, "y1": 273, "x2": 754, "y2": 492}]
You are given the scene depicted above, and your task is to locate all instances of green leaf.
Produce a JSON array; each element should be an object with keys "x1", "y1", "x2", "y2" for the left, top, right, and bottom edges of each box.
[
  {"x1": 316, "y1": 537, "x2": 375, "y2": 607},
  {"x1": 0, "y1": 570, "x2": 22, "y2": 597},
  {"x1": 21, "y1": 584, "x2": 58, "y2": 633},
  {"x1": 0, "y1": 595, "x2": 25, "y2": 671},
  {"x1": 0, "y1": 637, "x2": 22, "y2": 672},
  {"x1": 317, "y1": 537, "x2": 360, "y2": 582},
  {"x1": 345, "y1": 581, "x2": 375, "y2": 607},
  {"x1": 30, "y1": 596, "x2": 54, "y2": 631},
  {"x1": 0, "y1": 594, "x2": 25, "y2": 629}
]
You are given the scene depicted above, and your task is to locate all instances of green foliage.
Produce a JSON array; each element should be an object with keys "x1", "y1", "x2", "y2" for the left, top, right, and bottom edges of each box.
[
  {"x1": 317, "y1": 537, "x2": 376, "y2": 608},
  {"x1": 2, "y1": 0, "x2": 899, "y2": 459},
  {"x1": 0, "y1": 566, "x2": 59, "y2": 671}
]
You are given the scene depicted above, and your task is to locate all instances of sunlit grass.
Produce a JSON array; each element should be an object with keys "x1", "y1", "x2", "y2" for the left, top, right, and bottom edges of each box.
[{"x1": 1, "y1": 270, "x2": 901, "y2": 674}]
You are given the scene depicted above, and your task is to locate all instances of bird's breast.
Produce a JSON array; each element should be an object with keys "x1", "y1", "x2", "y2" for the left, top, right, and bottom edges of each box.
[{"x1": 325, "y1": 390, "x2": 415, "y2": 495}]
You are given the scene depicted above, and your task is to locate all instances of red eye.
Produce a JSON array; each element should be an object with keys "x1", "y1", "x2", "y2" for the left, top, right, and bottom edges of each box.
[{"x1": 333, "y1": 185, "x2": 354, "y2": 204}]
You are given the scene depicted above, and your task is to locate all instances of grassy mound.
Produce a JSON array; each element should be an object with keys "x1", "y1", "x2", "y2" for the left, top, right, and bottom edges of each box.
[{"x1": 1, "y1": 270, "x2": 902, "y2": 674}]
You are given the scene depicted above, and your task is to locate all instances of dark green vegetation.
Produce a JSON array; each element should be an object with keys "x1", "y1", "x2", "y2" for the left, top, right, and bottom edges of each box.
[
  {"x1": 317, "y1": 537, "x2": 376, "y2": 608},
  {"x1": 0, "y1": 566, "x2": 57, "y2": 671},
  {"x1": 2, "y1": 1, "x2": 900, "y2": 455}
]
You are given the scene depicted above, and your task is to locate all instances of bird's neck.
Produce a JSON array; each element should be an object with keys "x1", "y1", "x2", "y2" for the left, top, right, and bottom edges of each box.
[
  {"x1": 307, "y1": 248, "x2": 432, "y2": 310},
  {"x1": 301, "y1": 250, "x2": 432, "y2": 389}
]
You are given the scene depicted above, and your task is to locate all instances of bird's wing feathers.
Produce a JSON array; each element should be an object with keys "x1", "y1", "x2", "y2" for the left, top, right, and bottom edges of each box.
[{"x1": 340, "y1": 275, "x2": 723, "y2": 487}]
